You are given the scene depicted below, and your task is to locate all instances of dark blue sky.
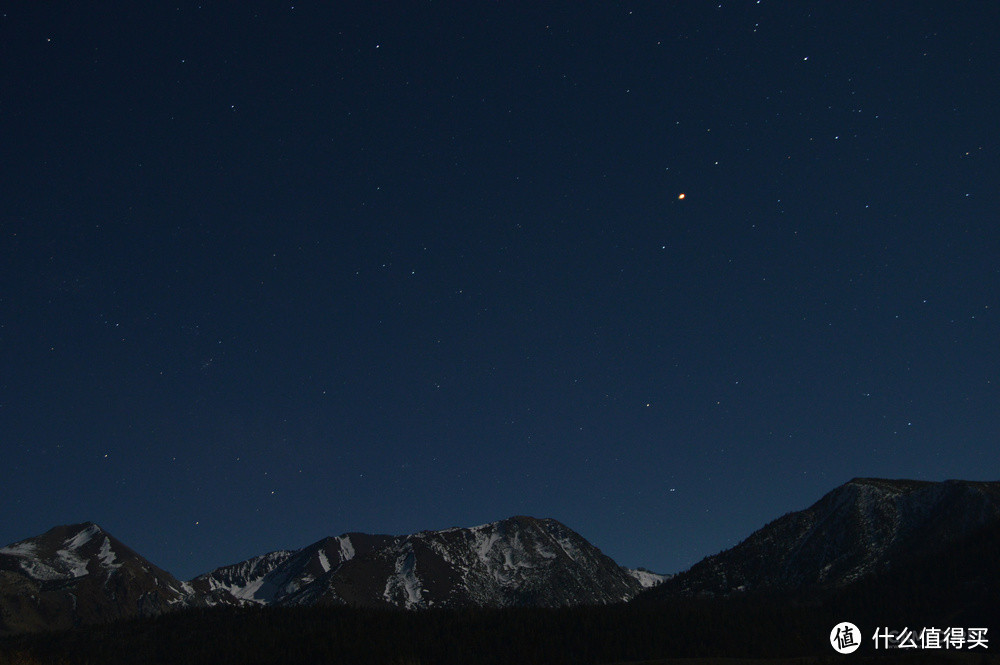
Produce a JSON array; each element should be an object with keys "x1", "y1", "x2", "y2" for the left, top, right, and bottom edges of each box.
[{"x1": 2, "y1": 2, "x2": 998, "y2": 581}]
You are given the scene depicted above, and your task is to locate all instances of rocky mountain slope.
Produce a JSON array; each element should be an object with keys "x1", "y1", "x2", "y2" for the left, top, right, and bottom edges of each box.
[{"x1": 641, "y1": 477, "x2": 1000, "y2": 600}]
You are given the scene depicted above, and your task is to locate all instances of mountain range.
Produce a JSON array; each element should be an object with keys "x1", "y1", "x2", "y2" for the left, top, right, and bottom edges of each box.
[
  {"x1": 3, "y1": 477, "x2": 999, "y2": 637},
  {"x1": 0, "y1": 515, "x2": 663, "y2": 635}
]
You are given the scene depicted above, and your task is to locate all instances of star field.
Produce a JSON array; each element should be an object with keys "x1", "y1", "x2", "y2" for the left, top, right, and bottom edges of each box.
[{"x1": 1, "y1": 2, "x2": 998, "y2": 580}]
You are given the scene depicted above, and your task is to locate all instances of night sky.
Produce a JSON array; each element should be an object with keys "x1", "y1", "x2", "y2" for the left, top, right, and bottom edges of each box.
[{"x1": 2, "y1": 2, "x2": 998, "y2": 582}]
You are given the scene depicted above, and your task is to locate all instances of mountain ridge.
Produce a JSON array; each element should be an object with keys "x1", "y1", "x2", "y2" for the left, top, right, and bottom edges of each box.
[
  {"x1": 1, "y1": 515, "x2": 664, "y2": 634},
  {"x1": 639, "y1": 476, "x2": 1000, "y2": 601},
  {"x1": 192, "y1": 515, "x2": 661, "y2": 610}
]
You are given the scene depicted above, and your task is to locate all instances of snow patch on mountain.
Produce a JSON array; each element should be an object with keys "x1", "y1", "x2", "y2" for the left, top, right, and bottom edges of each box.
[
  {"x1": 384, "y1": 545, "x2": 423, "y2": 609},
  {"x1": 56, "y1": 549, "x2": 89, "y2": 578},
  {"x1": 18, "y1": 559, "x2": 63, "y2": 581},
  {"x1": 317, "y1": 549, "x2": 331, "y2": 573},
  {"x1": 339, "y1": 536, "x2": 355, "y2": 562},
  {"x1": 0, "y1": 542, "x2": 38, "y2": 558},
  {"x1": 98, "y1": 537, "x2": 122, "y2": 572},
  {"x1": 473, "y1": 527, "x2": 501, "y2": 564},
  {"x1": 208, "y1": 572, "x2": 270, "y2": 603},
  {"x1": 627, "y1": 568, "x2": 669, "y2": 588},
  {"x1": 553, "y1": 534, "x2": 581, "y2": 562},
  {"x1": 64, "y1": 523, "x2": 101, "y2": 551}
]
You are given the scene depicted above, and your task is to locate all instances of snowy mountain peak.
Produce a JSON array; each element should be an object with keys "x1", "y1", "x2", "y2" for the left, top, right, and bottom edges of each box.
[
  {"x1": 0, "y1": 523, "x2": 119, "y2": 581},
  {"x1": 0, "y1": 523, "x2": 192, "y2": 634}
]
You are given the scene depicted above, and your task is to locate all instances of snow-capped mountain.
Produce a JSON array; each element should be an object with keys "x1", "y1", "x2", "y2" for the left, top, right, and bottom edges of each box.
[
  {"x1": 194, "y1": 516, "x2": 650, "y2": 609},
  {"x1": 1, "y1": 516, "x2": 662, "y2": 634},
  {"x1": 188, "y1": 532, "x2": 392, "y2": 606},
  {"x1": 642, "y1": 478, "x2": 1000, "y2": 600},
  {"x1": 0, "y1": 522, "x2": 190, "y2": 634}
]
